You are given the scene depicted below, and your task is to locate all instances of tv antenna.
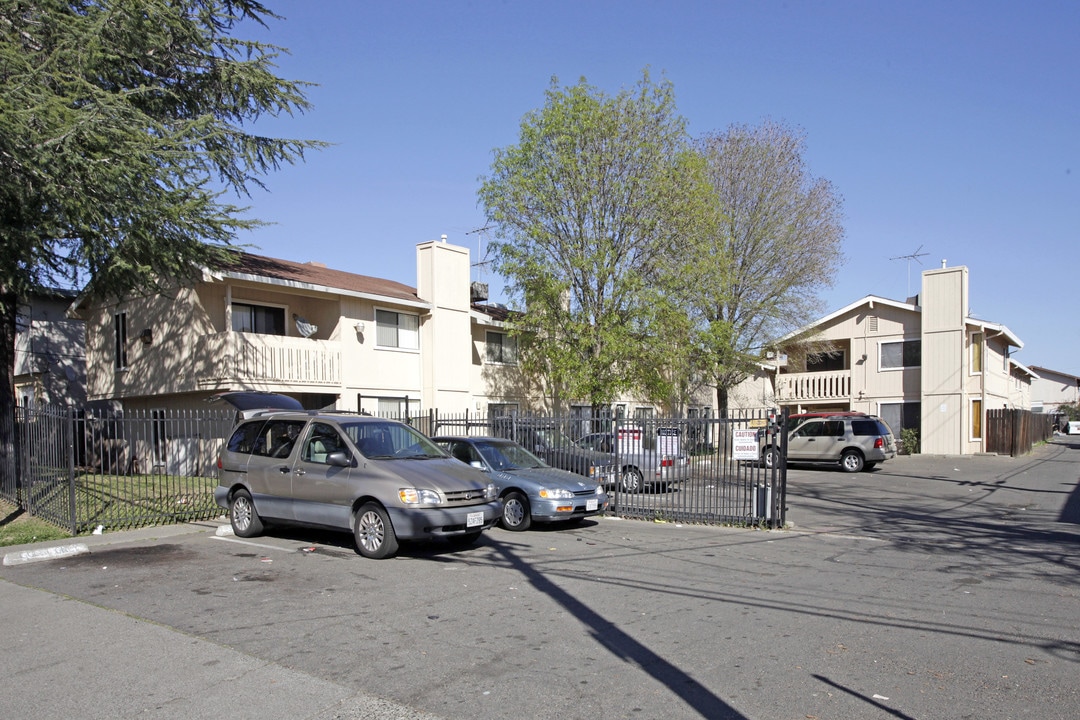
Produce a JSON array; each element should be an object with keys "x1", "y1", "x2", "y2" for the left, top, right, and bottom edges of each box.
[{"x1": 890, "y1": 245, "x2": 929, "y2": 299}]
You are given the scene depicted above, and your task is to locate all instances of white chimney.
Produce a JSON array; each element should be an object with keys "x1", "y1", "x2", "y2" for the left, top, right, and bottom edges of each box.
[
  {"x1": 441, "y1": 234, "x2": 448, "y2": 243},
  {"x1": 941, "y1": 259, "x2": 947, "y2": 268}
]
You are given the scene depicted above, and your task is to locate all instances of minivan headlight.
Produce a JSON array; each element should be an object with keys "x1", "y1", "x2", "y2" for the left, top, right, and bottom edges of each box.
[
  {"x1": 485, "y1": 482, "x2": 498, "y2": 500},
  {"x1": 399, "y1": 488, "x2": 442, "y2": 505}
]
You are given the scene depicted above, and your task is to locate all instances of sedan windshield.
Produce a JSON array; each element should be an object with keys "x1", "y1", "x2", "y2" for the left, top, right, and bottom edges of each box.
[{"x1": 475, "y1": 440, "x2": 546, "y2": 471}]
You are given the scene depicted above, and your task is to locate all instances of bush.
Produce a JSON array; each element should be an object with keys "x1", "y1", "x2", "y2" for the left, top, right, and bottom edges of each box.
[{"x1": 900, "y1": 427, "x2": 920, "y2": 455}]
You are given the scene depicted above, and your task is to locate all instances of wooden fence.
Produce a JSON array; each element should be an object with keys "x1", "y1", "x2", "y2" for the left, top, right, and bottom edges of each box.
[{"x1": 985, "y1": 409, "x2": 1055, "y2": 456}]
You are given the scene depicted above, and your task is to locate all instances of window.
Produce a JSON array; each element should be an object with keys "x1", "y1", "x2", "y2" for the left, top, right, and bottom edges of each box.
[
  {"x1": 880, "y1": 339, "x2": 921, "y2": 370},
  {"x1": 971, "y1": 332, "x2": 983, "y2": 374},
  {"x1": 485, "y1": 331, "x2": 517, "y2": 364},
  {"x1": 375, "y1": 309, "x2": 419, "y2": 350},
  {"x1": 302, "y1": 422, "x2": 347, "y2": 464},
  {"x1": 878, "y1": 402, "x2": 921, "y2": 434},
  {"x1": 114, "y1": 312, "x2": 128, "y2": 370},
  {"x1": 232, "y1": 302, "x2": 285, "y2": 336},
  {"x1": 807, "y1": 351, "x2": 845, "y2": 372},
  {"x1": 488, "y1": 403, "x2": 519, "y2": 419},
  {"x1": 971, "y1": 399, "x2": 982, "y2": 440}
]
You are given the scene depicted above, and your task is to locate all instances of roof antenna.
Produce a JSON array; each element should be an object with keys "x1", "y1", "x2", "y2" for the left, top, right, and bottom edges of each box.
[{"x1": 890, "y1": 245, "x2": 929, "y2": 299}]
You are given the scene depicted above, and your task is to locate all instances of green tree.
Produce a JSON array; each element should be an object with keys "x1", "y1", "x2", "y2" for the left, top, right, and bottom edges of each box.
[
  {"x1": 681, "y1": 120, "x2": 845, "y2": 414},
  {"x1": 0, "y1": 1, "x2": 322, "y2": 475},
  {"x1": 478, "y1": 72, "x2": 707, "y2": 411}
]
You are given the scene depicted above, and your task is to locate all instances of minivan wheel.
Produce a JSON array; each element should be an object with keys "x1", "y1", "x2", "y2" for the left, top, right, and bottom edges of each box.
[
  {"x1": 762, "y1": 448, "x2": 780, "y2": 470},
  {"x1": 229, "y1": 489, "x2": 263, "y2": 538},
  {"x1": 620, "y1": 467, "x2": 644, "y2": 494},
  {"x1": 501, "y1": 491, "x2": 532, "y2": 532},
  {"x1": 354, "y1": 502, "x2": 399, "y2": 559},
  {"x1": 841, "y1": 450, "x2": 865, "y2": 473}
]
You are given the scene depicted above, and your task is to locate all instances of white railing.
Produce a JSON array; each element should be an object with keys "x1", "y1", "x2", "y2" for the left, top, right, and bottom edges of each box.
[
  {"x1": 776, "y1": 370, "x2": 850, "y2": 403},
  {"x1": 194, "y1": 332, "x2": 341, "y2": 387}
]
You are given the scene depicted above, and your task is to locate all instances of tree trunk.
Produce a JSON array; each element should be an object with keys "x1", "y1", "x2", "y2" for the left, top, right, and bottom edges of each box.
[{"x1": 0, "y1": 292, "x2": 17, "y2": 501}]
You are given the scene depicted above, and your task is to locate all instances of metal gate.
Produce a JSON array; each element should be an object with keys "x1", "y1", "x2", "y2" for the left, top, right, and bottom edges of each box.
[{"x1": 426, "y1": 410, "x2": 787, "y2": 529}]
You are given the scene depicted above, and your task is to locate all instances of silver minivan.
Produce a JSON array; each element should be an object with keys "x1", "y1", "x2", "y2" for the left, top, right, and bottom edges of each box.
[{"x1": 213, "y1": 401, "x2": 501, "y2": 559}]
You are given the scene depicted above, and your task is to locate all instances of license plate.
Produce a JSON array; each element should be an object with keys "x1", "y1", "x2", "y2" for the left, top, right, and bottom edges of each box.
[
  {"x1": 586, "y1": 498, "x2": 598, "y2": 511},
  {"x1": 466, "y1": 511, "x2": 484, "y2": 528}
]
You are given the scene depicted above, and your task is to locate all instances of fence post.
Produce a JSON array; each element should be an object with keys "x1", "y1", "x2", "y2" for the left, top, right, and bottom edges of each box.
[{"x1": 68, "y1": 406, "x2": 78, "y2": 534}]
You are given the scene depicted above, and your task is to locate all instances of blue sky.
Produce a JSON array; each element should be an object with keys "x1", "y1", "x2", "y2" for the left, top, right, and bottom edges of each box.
[{"x1": 238, "y1": 0, "x2": 1079, "y2": 375}]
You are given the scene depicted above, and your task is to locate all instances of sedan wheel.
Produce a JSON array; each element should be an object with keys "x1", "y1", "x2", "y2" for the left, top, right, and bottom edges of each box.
[
  {"x1": 620, "y1": 467, "x2": 644, "y2": 494},
  {"x1": 229, "y1": 489, "x2": 263, "y2": 538},
  {"x1": 841, "y1": 450, "x2": 865, "y2": 473},
  {"x1": 354, "y1": 502, "x2": 399, "y2": 559},
  {"x1": 501, "y1": 491, "x2": 532, "y2": 532}
]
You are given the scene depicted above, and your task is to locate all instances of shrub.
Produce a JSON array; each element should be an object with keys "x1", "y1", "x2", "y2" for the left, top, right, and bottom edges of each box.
[{"x1": 900, "y1": 427, "x2": 920, "y2": 455}]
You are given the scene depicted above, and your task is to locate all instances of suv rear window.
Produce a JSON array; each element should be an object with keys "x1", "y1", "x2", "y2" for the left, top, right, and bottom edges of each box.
[{"x1": 852, "y1": 420, "x2": 890, "y2": 436}]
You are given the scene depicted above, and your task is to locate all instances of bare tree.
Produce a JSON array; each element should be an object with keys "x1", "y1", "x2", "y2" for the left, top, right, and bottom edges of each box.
[{"x1": 681, "y1": 120, "x2": 845, "y2": 414}]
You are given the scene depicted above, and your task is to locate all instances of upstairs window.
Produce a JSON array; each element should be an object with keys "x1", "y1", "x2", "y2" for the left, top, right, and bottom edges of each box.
[
  {"x1": 114, "y1": 312, "x2": 128, "y2": 370},
  {"x1": 485, "y1": 331, "x2": 518, "y2": 364},
  {"x1": 971, "y1": 332, "x2": 983, "y2": 373},
  {"x1": 232, "y1": 302, "x2": 285, "y2": 336},
  {"x1": 375, "y1": 309, "x2": 419, "y2": 350},
  {"x1": 807, "y1": 351, "x2": 845, "y2": 372},
  {"x1": 880, "y1": 339, "x2": 921, "y2": 370}
]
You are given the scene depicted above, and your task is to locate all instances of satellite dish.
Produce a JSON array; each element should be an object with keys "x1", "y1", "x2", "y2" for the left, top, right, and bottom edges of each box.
[{"x1": 293, "y1": 314, "x2": 317, "y2": 338}]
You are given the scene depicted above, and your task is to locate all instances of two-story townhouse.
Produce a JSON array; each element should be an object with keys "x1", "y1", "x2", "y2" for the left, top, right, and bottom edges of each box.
[
  {"x1": 773, "y1": 263, "x2": 1030, "y2": 455},
  {"x1": 72, "y1": 236, "x2": 572, "y2": 418},
  {"x1": 15, "y1": 289, "x2": 87, "y2": 407}
]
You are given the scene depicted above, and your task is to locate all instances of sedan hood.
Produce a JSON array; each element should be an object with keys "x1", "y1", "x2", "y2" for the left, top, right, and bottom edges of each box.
[{"x1": 501, "y1": 465, "x2": 599, "y2": 490}]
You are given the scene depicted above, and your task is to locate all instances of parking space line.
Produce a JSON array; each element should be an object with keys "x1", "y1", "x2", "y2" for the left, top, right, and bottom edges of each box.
[{"x1": 210, "y1": 536, "x2": 298, "y2": 553}]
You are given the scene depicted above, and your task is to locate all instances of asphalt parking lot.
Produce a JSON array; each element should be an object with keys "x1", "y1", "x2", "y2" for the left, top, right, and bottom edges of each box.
[{"x1": 2, "y1": 438, "x2": 1078, "y2": 720}]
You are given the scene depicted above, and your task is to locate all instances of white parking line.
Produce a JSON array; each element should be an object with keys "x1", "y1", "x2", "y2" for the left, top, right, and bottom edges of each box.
[{"x1": 210, "y1": 536, "x2": 297, "y2": 553}]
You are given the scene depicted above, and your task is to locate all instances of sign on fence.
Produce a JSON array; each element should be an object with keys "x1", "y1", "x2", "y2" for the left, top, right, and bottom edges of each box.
[{"x1": 732, "y1": 429, "x2": 759, "y2": 461}]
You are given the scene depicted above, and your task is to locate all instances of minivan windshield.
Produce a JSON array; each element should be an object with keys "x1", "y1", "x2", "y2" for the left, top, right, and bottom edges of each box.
[{"x1": 339, "y1": 420, "x2": 446, "y2": 459}]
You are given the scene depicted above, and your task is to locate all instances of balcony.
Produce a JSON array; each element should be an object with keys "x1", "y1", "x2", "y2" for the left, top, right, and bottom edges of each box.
[
  {"x1": 194, "y1": 331, "x2": 341, "y2": 389},
  {"x1": 776, "y1": 370, "x2": 850, "y2": 403}
]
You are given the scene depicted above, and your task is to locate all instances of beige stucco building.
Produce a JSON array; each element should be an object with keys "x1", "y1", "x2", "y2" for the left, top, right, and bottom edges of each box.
[
  {"x1": 773, "y1": 263, "x2": 1036, "y2": 455},
  {"x1": 73, "y1": 240, "x2": 1036, "y2": 456}
]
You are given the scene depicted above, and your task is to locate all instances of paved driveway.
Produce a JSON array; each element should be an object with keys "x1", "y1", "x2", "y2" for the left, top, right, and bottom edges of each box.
[{"x1": 2, "y1": 439, "x2": 1078, "y2": 720}]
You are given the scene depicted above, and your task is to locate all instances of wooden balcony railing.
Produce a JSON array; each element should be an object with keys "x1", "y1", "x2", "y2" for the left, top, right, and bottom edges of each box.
[
  {"x1": 194, "y1": 332, "x2": 341, "y2": 388},
  {"x1": 776, "y1": 370, "x2": 850, "y2": 403}
]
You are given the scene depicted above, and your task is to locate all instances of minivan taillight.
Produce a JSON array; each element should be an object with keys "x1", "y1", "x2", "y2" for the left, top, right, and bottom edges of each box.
[
  {"x1": 874, "y1": 437, "x2": 884, "y2": 449},
  {"x1": 217, "y1": 456, "x2": 223, "y2": 469}
]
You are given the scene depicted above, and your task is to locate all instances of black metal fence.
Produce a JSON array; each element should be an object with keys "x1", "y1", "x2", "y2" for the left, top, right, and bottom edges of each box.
[
  {"x1": 416, "y1": 408, "x2": 786, "y2": 529},
  {"x1": 2, "y1": 404, "x2": 786, "y2": 535},
  {"x1": 2, "y1": 404, "x2": 234, "y2": 534}
]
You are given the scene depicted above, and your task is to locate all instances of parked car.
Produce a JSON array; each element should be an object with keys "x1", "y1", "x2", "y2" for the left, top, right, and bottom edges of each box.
[
  {"x1": 493, "y1": 419, "x2": 618, "y2": 488},
  {"x1": 574, "y1": 431, "x2": 690, "y2": 493},
  {"x1": 213, "y1": 396, "x2": 501, "y2": 559},
  {"x1": 432, "y1": 435, "x2": 609, "y2": 531},
  {"x1": 762, "y1": 413, "x2": 896, "y2": 473}
]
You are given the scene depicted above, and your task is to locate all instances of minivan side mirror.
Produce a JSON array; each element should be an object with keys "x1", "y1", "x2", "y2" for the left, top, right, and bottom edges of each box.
[
  {"x1": 470, "y1": 460, "x2": 486, "y2": 471},
  {"x1": 326, "y1": 450, "x2": 353, "y2": 467}
]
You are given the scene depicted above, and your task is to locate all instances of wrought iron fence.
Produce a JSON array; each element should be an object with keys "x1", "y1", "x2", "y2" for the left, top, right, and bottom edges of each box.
[
  {"x1": 2, "y1": 403, "x2": 786, "y2": 535},
  {"x1": 411, "y1": 408, "x2": 786, "y2": 529},
  {"x1": 3, "y1": 404, "x2": 234, "y2": 534}
]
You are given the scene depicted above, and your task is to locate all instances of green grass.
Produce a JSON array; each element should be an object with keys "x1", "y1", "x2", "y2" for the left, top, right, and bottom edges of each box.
[
  {"x1": 0, "y1": 499, "x2": 72, "y2": 547},
  {"x1": 3, "y1": 472, "x2": 222, "y2": 540}
]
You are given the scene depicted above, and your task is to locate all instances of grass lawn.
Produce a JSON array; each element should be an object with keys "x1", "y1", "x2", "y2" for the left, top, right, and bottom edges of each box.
[{"x1": 0, "y1": 498, "x2": 71, "y2": 547}]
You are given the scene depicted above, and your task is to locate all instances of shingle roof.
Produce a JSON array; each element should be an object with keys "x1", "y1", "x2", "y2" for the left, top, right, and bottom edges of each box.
[{"x1": 223, "y1": 252, "x2": 422, "y2": 305}]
